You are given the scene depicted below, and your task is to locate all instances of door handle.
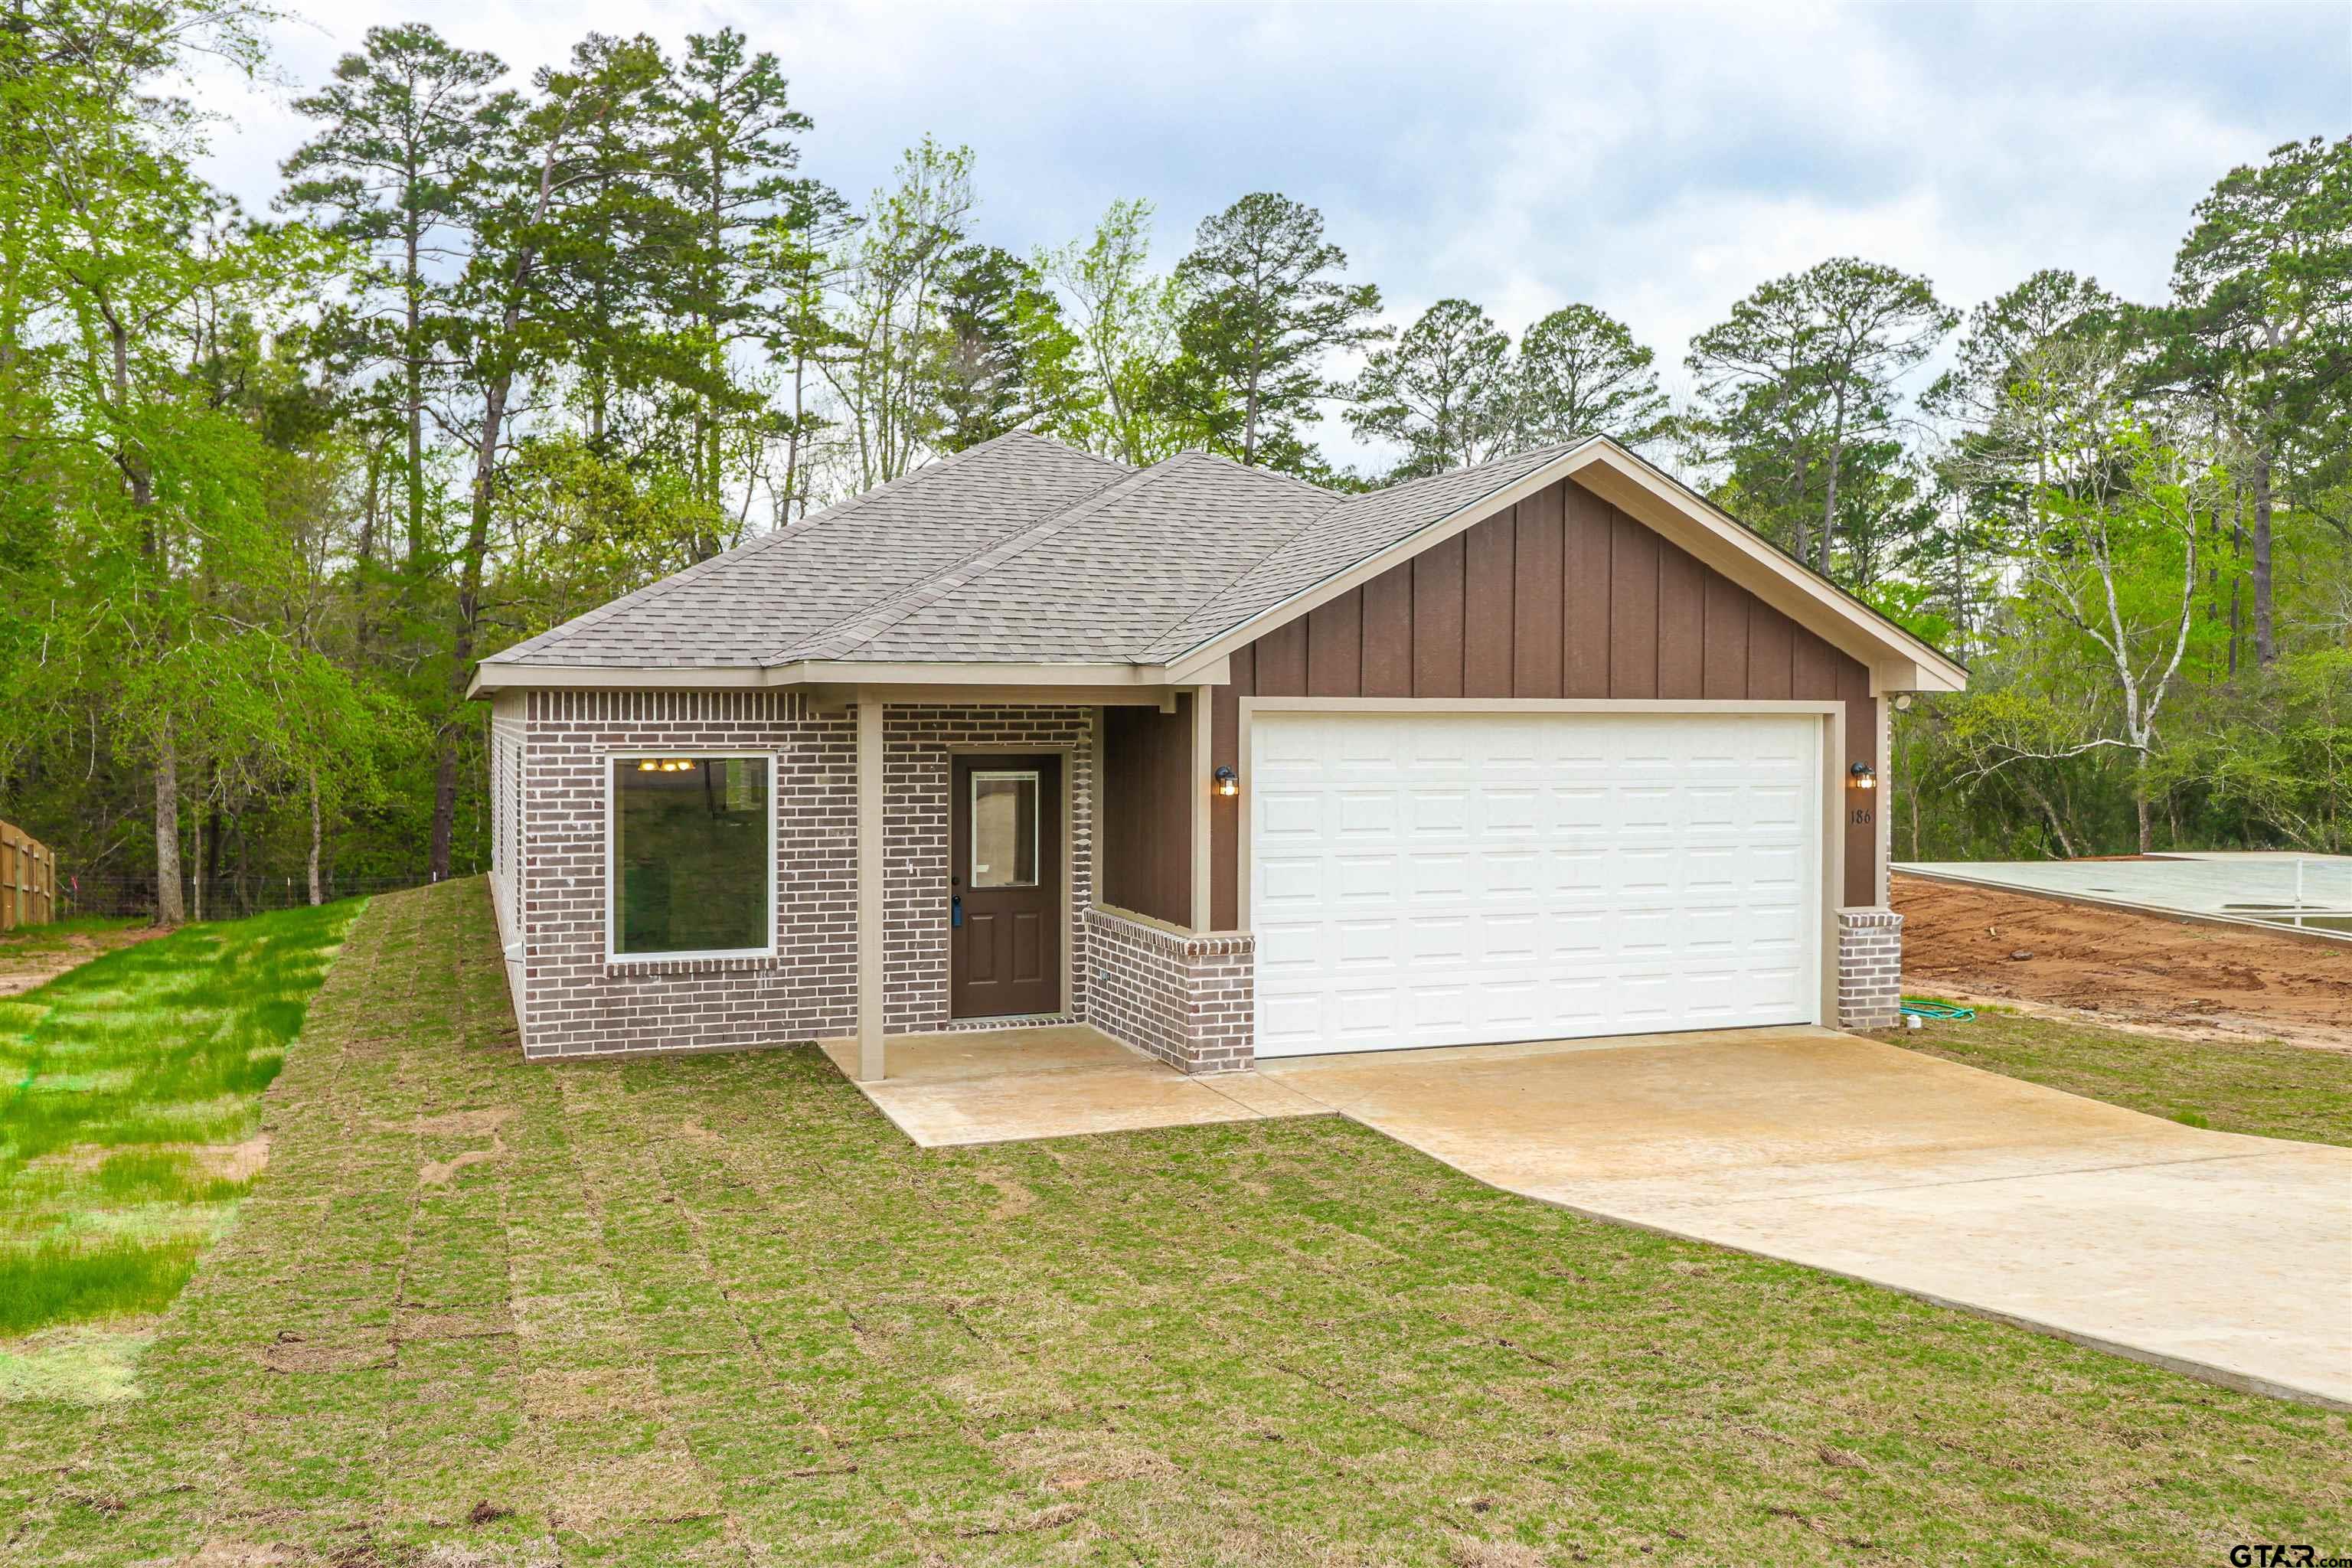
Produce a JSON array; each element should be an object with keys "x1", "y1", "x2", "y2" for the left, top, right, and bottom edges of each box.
[{"x1": 950, "y1": 893, "x2": 962, "y2": 929}]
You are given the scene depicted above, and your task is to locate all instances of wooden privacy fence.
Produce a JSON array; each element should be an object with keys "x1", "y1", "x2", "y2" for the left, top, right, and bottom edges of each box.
[{"x1": 0, "y1": 822, "x2": 56, "y2": 929}]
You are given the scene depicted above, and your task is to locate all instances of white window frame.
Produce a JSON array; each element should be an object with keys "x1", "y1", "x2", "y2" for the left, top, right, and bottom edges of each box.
[
  {"x1": 603, "y1": 750, "x2": 780, "y2": 964},
  {"x1": 969, "y1": 767, "x2": 1042, "y2": 890}
]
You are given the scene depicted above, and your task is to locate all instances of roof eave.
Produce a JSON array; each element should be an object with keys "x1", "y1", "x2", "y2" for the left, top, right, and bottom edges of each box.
[{"x1": 468, "y1": 657, "x2": 1220, "y2": 699}]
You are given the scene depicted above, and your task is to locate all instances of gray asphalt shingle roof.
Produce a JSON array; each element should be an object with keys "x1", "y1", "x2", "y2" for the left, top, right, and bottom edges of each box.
[{"x1": 480, "y1": 430, "x2": 1588, "y2": 673}]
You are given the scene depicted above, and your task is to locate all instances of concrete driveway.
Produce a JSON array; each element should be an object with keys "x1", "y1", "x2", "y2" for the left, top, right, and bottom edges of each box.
[{"x1": 1261, "y1": 1027, "x2": 2352, "y2": 1408}]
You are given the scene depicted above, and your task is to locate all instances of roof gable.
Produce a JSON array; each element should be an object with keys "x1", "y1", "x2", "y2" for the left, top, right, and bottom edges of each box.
[{"x1": 1153, "y1": 439, "x2": 1965, "y2": 693}]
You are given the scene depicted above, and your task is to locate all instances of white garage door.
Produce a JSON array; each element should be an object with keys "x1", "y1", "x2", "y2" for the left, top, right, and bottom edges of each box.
[{"x1": 1250, "y1": 710, "x2": 1823, "y2": 1058}]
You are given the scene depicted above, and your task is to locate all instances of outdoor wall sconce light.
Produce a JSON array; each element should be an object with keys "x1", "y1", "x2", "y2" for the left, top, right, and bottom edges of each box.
[
  {"x1": 1214, "y1": 765, "x2": 1239, "y2": 799},
  {"x1": 1848, "y1": 761, "x2": 1877, "y2": 790}
]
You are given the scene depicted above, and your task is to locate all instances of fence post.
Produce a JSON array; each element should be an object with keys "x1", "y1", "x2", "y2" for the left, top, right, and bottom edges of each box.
[{"x1": 2, "y1": 827, "x2": 15, "y2": 932}]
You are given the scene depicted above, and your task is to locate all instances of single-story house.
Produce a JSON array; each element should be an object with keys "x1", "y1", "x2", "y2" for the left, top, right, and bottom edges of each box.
[{"x1": 473, "y1": 432, "x2": 1965, "y2": 1079}]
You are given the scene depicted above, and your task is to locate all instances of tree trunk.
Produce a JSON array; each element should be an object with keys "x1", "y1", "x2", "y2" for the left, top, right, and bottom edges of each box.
[
  {"x1": 1784, "y1": 423, "x2": 1810, "y2": 567},
  {"x1": 406, "y1": 221, "x2": 426, "y2": 573},
  {"x1": 430, "y1": 739, "x2": 459, "y2": 880},
  {"x1": 153, "y1": 736, "x2": 184, "y2": 926},
  {"x1": 2134, "y1": 751, "x2": 2154, "y2": 854},
  {"x1": 1242, "y1": 351, "x2": 1262, "y2": 466},
  {"x1": 2019, "y1": 776, "x2": 2076, "y2": 860},
  {"x1": 201, "y1": 802, "x2": 222, "y2": 922},
  {"x1": 2228, "y1": 499, "x2": 2246, "y2": 678},
  {"x1": 434, "y1": 367, "x2": 514, "y2": 880},
  {"x1": 782, "y1": 351, "x2": 805, "y2": 522},
  {"x1": 1818, "y1": 394, "x2": 1844, "y2": 578},
  {"x1": 2250, "y1": 448, "x2": 2275, "y2": 667},
  {"x1": 308, "y1": 769, "x2": 325, "y2": 906}
]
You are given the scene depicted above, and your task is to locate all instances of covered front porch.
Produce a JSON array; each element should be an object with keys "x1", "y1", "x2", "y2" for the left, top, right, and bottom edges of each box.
[
  {"x1": 836, "y1": 680, "x2": 1236, "y2": 1085},
  {"x1": 821, "y1": 1022, "x2": 1320, "y2": 1147}
]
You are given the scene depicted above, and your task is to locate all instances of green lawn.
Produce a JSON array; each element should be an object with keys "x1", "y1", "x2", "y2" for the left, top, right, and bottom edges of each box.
[
  {"x1": 2, "y1": 879, "x2": 2344, "y2": 1566},
  {"x1": 0, "y1": 903, "x2": 354, "y2": 1354},
  {"x1": 1878, "y1": 1004, "x2": 2352, "y2": 1149}
]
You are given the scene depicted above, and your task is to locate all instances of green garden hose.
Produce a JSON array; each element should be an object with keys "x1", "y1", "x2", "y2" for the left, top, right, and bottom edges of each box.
[{"x1": 1900, "y1": 998, "x2": 1975, "y2": 1022}]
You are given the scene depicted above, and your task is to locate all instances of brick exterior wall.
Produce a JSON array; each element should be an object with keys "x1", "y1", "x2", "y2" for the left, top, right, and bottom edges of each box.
[
  {"x1": 1836, "y1": 907, "x2": 1904, "y2": 1031},
  {"x1": 501, "y1": 688, "x2": 1881, "y2": 1062},
  {"x1": 1083, "y1": 906, "x2": 1256, "y2": 1074},
  {"x1": 881, "y1": 707, "x2": 1096, "y2": 1035},
  {"x1": 515, "y1": 689, "x2": 858, "y2": 1059},
  {"x1": 507, "y1": 694, "x2": 1098, "y2": 1059}
]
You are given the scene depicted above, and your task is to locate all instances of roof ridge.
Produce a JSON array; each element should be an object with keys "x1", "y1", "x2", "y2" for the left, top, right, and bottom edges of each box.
[
  {"x1": 779, "y1": 457, "x2": 1176, "y2": 665},
  {"x1": 1124, "y1": 475, "x2": 1349, "y2": 660},
  {"x1": 486, "y1": 431, "x2": 1108, "y2": 667},
  {"x1": 1174, "y1": 446, "x2": 1340, "y2": 498},
  {"x1": 1008, "y1": 426, "x2": 1133, "y2": 477}
]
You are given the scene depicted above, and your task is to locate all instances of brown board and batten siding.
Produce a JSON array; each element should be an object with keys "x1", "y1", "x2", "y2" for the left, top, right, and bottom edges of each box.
[
  {"x1": 1097, "y1": 694, "x2": 1194, "y2": 928},
  {"x1": 1207, "y1": 475, "x2": 1880, "y2": 929}
]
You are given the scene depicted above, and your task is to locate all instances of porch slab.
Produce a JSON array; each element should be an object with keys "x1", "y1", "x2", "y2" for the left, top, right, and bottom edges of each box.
[{"x1": 819, "y1": 1024, "x2": 1327, "y2": 1148}]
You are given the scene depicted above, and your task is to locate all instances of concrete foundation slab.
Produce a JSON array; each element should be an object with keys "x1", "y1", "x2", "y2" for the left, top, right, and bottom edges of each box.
[{"x1": 1898, "y1": 854, "x2": 2352, "y2": 939}]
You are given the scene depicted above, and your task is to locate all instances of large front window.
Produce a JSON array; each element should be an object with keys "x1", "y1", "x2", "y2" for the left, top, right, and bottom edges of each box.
[{"x1": 611, "y1": 756, "x2": 772, "y2": 957}]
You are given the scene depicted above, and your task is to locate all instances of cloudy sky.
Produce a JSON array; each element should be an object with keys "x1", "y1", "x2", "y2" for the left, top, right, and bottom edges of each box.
[{"x1": 189, "y1": 1, "x2": 2345, "y2": 462}]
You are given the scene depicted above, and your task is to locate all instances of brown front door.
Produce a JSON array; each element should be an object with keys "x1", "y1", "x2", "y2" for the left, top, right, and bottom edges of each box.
[{"x1": 950, "y1": 753, "x2": 1062, "y2": 1019}]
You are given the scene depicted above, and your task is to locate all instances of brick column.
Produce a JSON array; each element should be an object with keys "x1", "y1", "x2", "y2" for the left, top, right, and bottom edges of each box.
[
  {"x1": 1082, "y1": 906, "x2": 1255, "y2": 1073},
  {"x1": 1836, "y1": 907, "x2": 1904, "y2": 1031}
]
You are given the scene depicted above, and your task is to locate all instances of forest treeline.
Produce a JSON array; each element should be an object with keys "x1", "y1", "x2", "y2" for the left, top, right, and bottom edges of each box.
[{"x1": 2, "y1": 2, "x2": 2346, "y2": 920}]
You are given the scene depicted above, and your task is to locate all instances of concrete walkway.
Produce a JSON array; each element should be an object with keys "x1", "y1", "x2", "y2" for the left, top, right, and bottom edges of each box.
[
  {"x1": 1260, "y1": 1027, "x2": 2352, "y2": 1409},
  {"x1": 821, "y1": 1025, "x2": 1322, "y2": 1147}
]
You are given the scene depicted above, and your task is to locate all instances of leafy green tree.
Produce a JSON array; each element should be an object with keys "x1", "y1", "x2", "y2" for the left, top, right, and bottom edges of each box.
[
  {"x1": 746, "y1": 180, "x2": 851, "y2": 523},
  {"x1": 2157, "y1": 649, "x2": 2352, "y2": 852},
  {"x1": 1684, "y1": 280, "x2": 1828, "y2": 561},
  {"x1": 1689, "y1": 258, "x2": 1954, "y2": 578},
  {"x1": 926, "y1": 243, "x2": 1082, "y2": 452},
  {"x1": 2150, "y1": 135, "x2": 2352, "y2": 666},
  {"x1": 1039, "y1": 198, "x2": 1184, "y2": 466},
  {"x1": 428, "y1": 31, "x2": 672, "y2": 876},
  {"x1": 1343, "y1": 297, "x2": 1512, "y2": 477},
  {"x1": 1514, "y1": 303, "x2": 1671, "y2": 451},
  {"x1": 280, "y1": 24, "x2": 504, "y2": 573},
  {"x1": 1798, "y1": 260, "x2": 1955, "y2": 574},
  {"x1": 491, "y1": 430, "x2": 711, "y2": 635},
  {"x1": 1168, "y1": 192, "x2": 1382, "y2": 469},
  {"x1": 1987, "y1": 426, "x2": 2227, "y2": 851},
  {"x1": 2, "y1": 0, "x2": 372, "y2": 923},
  {"x1": 819, "y1": 136, "x2": 975, "y2": 489},
  {"x1": 658, "y1": 28, "x2": 821, "y2": 539}
]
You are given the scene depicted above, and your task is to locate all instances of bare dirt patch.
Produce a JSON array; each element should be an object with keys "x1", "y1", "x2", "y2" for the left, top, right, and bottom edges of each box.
[
  {"x1": 0, "y1": 923, "x2": 167, "y2": 997},
  {"x1": 1893, "y1": 873, "x2": 2352, "y2": 1051},
  {"x1": 390, "y1": 1106, "x2": 516, "y2": 1186}
]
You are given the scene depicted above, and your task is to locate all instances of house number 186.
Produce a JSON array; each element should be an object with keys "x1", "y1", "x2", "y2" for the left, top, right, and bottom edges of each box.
[{"x1": 1850, "y1": 807, "x2": 1873, "y2": 825}]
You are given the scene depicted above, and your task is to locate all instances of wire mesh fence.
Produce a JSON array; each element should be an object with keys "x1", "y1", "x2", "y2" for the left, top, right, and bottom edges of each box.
[{"x1": 57, "y1": 873, "x2": 454, "y2": 923}]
